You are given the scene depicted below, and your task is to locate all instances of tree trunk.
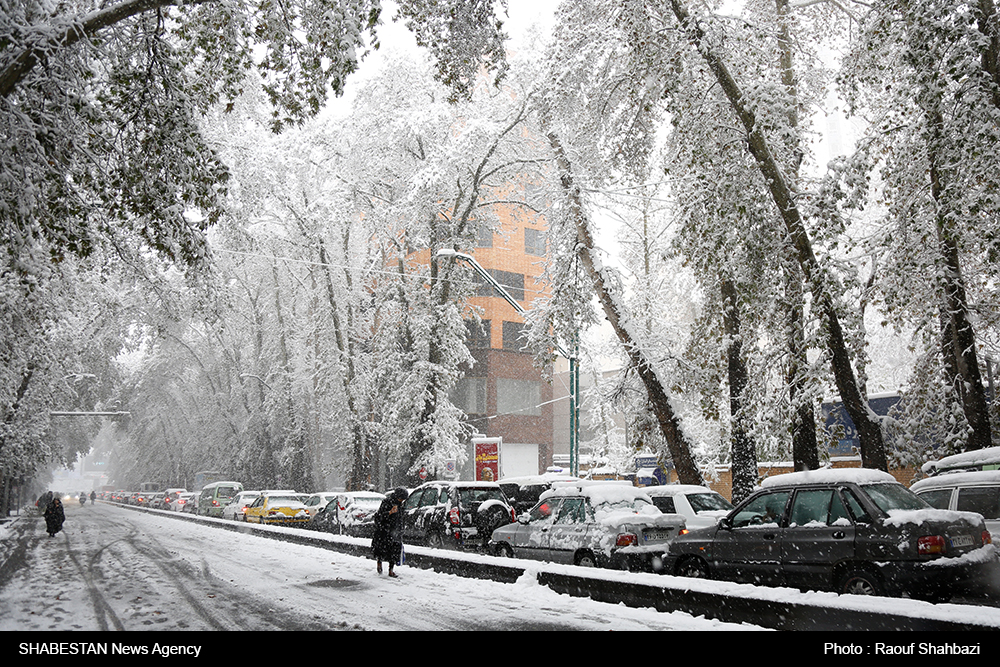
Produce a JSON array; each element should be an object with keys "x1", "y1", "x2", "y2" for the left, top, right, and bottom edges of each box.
[
  {"x1": 787, "y1": 257, "x2": 819, "y2": 471},
  {"x1": 927, "y1": 116, "x2": 993, "y2": 450},
  {"x1": 669, "y1": 0, "x2": 888, "y2": 471},
  {"x1": 775, "y1": 0, "x2": 818, "y2": 471},
  {"x1": 548, "y1": 130, "x2": 705, "y2": 486},
  {"x1": 722, "y1": 278, "x2": 758, "y2": 503}
]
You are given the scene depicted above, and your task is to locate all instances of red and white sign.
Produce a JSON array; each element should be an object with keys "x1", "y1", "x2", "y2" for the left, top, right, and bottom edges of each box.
[{"x1": 473, "y1": 437, "x2": 501, "y2": 482}]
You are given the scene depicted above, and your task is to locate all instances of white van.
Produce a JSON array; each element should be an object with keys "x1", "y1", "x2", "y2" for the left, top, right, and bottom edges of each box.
[{"x1": 911, "y1": 446, "x2": 1000, "y2": 541}]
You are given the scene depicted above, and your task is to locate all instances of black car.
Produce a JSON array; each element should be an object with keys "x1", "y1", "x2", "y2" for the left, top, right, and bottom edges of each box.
[
  {"x1": 401, "y1": 481, "x2": 516, "y2": 550},
  {"x1": 664, "y1": 469, "x2": 997, "y2": 601}
]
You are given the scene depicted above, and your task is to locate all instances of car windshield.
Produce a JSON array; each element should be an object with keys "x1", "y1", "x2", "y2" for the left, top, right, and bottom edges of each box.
[
  {"x1": 687, "y1": 493, "x2": 734, "y2": 513},
  {"x1": 861, "y1": 483, "x2": 931, "y2": 512}
]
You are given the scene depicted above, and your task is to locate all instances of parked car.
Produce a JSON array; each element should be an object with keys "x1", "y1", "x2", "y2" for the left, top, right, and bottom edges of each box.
[
  {"x1": 221, "y1": 491, "x2": 262, "y2": 521},
  {"x1": 302, "y1": 492, "x2": 341, "y2": 520},
  {"x1": 244, "y1": 492, "x2": 310, "y2": 526},
  {"x1": 498, "y1": 473, "x2": 582, "y2": 515},
  {"x1": 664, "y1": 469, "x2": 997, "y2": 600},
  {"x1": 162, "y1": 488, "x2": 188, "y2": 511},
  {"x1": 643, "y1": 485, "x2": 734, "y2": 530},
  {"x1": 310, "y1": 492, "x2": 386, "y2": 536},
  {"x1": 175, "y1": 492, "x2": 197, "y2": 513},
  {"x1": 912, "y1": 446, "x2": 1000, "y2": 542},
  {"x1": 490, "y1": 481, "x2": 686, "y2": 571},
  {"x1": 401, "y1": 481, "x2": 515, "y2": 550},
  {"x1": 197, "y1": 481, "x2": 244, "y2": 518}
]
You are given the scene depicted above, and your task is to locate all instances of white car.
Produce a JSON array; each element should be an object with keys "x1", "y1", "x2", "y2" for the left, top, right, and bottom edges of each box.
[
  {"x1": 162, "y1": 488, "x2": 188, "y2": 511},
  {"x1": 221, "y1": 491, "x2": 261, "y2": 521},
  {"x1": 642, "y1": 485, "x2": 734, "y2": 531},
  {"x1": 490, "y1": 481, "x2": 686, "y2": 571},
  {"x1": 310, "y1": 491, "x2": 386, "y2": 536},
  {"x1": 912, "y1": 446, "x2": 1000, "y2": 542},
  {"x1": 302, "y1": 492, "x2": 341, "y2": 519}
]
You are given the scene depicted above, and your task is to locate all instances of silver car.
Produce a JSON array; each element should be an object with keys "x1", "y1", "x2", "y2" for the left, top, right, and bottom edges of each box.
[{"x1": 490, "y1": 482, "x2": 686, "y2": 571}]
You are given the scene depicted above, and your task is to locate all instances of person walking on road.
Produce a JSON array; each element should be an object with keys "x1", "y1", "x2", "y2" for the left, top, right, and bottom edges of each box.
[
  {"x1": 44, "y1": 496, "x2": 65, "y2": 537},
  {"x1": 371, "y1": 488, "x2": 408, "y2": 578}
]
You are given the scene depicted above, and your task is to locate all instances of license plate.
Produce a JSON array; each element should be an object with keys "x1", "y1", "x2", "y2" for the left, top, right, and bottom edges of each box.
[
  {"x1": 644, "y1": 529, "x2": 674, "y2": 542},
  {"x1": 951, "y1": 534, "x2": 974, "y2": 548}
]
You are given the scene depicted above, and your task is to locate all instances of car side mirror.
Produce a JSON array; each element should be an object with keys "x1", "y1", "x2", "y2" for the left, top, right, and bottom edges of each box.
[
  {"x1": 517, "y1": 513, "x2": 530, "y2": 524},
  {"x1": 718, "y1": 516, "x2": 732, "y2": 530}
]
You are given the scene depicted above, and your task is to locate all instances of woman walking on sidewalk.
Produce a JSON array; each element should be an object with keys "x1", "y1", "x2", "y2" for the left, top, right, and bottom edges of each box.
[{"x1": 371, "y1": 488, "x2": 408, "y2": 577}]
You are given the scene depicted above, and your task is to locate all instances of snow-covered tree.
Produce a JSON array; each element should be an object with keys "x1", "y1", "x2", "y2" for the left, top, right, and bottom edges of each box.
[{"x1": 840, "y1": 0, "x2": 1000, "y2": 455}]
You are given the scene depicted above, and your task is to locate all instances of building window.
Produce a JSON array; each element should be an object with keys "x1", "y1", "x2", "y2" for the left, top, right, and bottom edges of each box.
[
  {"x1": 502, "y1": 321, "x2": 529, "y2": 352},
  {"x1": 451, "y1": 377, "x2": 487, "y2": 415},
  {"x1": 465, "y1": 319, "x2": 491, "y2": 349},
  {"x1": 497, "y1": 379, "x2": 541, "y2": 416},
  {"x1": 525, "y1": 228, "x2": 546, "y2": 256},
  {"x1": 477, "y1": 224, "x2": 493, "y2": 248},
  {"x1": 475, "y1": 269, "x2": 525, "y2": 302}
]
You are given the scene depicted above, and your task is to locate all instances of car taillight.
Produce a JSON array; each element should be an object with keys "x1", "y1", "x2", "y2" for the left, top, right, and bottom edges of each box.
[
  {"x1": 678, "y1": 528, "x2": 690, "y2": 536},
  {"x1": 918, "y1": 535, "x2": 947, "y2": 555},
  {"x1": 984, "y1": 530, "x2": 993, "y2": 545},
  {"x1": 449, "y1": 507, "x2": 460, "y2": 526},
  {"x1": 616, "y1": 533, "x2": 638, "y2": 547}
]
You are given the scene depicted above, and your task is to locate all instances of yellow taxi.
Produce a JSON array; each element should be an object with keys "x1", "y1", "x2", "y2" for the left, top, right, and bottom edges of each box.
[{"x1": 244, "y1": 492, "x2": 310, "y2": 526}]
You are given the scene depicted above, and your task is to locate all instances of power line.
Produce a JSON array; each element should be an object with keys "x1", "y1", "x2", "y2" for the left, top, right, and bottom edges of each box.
[{"x1": 212, "y1": 246, "x2": 551, "y2": 299}]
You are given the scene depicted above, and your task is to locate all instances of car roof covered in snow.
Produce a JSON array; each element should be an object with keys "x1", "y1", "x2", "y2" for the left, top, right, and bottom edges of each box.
[
  {"x1": 643, "y1": 484, "x2": 719, "y2": 496},
  {"x1": 542, "y1": 480, "x2": 653, "y2": 505},
  {"x1": 921, "y1": 446, "x2": 1000, "y2": 475},
  {"x1": 760, "y1": 468, "x2": 898, "y2": 489},
  {"x1": 911, "y1": 470, "x2": 1000, "y2": 492}
]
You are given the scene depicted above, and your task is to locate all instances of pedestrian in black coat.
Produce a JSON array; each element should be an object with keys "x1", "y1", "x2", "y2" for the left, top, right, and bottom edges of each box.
[
  {"x1": 44, "y1": 497, "x2": 65, "y2": 537},
  {"x1": 371, "y1": 488, "x2": 408, "y2": 577}
]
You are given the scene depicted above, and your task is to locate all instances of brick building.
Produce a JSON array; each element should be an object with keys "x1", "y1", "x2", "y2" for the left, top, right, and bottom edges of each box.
[{"x1": 446, "y1": 188, "x2": 555, "y2": 480}]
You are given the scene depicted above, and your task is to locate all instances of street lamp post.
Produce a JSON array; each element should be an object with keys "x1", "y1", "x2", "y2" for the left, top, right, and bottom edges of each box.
[{"x1": 436, "y1": 249, "x2": 579, "y2": 476}]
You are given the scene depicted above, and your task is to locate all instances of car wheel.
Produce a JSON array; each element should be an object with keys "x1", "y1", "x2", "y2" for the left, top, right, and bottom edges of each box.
[
  {"x1": 575, "y1": 551, "x2": 597, "y2": 568},
  {"x1": 426, "y1": 531, "x2": 444, "y2": 549},
  {"x1": 495, "y1": 542, "x2": 514, "y2": 558},
  {"x1": 838, "y1": 568, "x2": 883, "y2": 596},
  {"x1": 675, "y1": 556, "x2": 710, "y2": 579}
]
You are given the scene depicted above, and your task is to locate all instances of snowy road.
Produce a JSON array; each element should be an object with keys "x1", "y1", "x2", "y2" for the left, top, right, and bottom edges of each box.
[{"x1": 0, "y1": 502, "x2": 762, "y2": 632}]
